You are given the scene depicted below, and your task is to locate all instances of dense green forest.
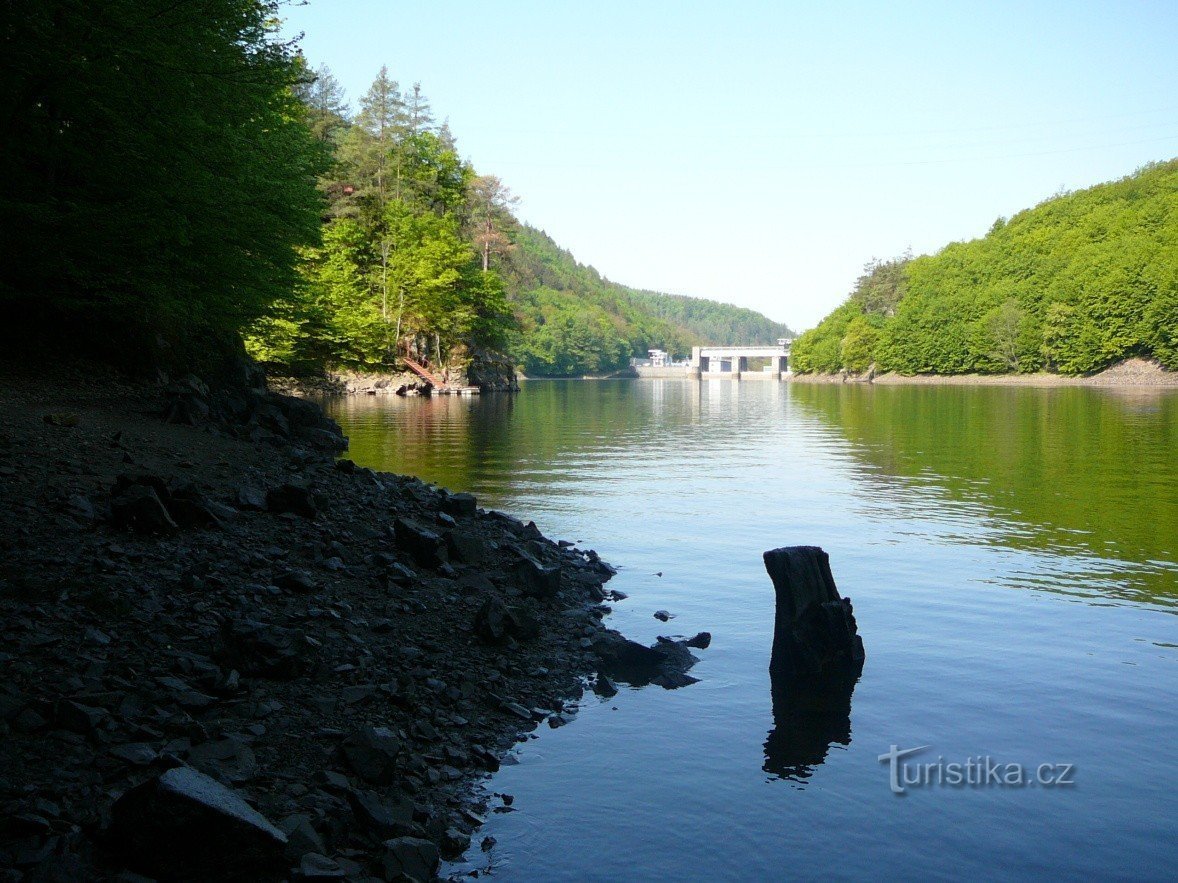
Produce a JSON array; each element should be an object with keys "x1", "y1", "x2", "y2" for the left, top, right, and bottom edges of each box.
[
  {"x1": 245, "y1": 65, "x2": 792, "y2": 378},
  {"x1": 0, "y1": 2, "x2": 326, "y2": 373},
  {"x1": 0, "y1": 6, "x2": 789, "y2": 380},
  {"x1": 502, "y1": 225, "x2": 793, "y2": 376},
  {"x1": 792, "y1": 160, "x2": 1178, "y2": 375}
]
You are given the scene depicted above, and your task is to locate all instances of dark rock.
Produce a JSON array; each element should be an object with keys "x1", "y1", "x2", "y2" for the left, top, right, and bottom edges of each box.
[
  {"x1": 275, "y1": 569, "x2": 317, "y2": 594},
  {"x1": 66, "y1": 494, "x2": 97, "y2": 521},
  {"x1": 592, "y1": 676, "x2": 618, "y2": 698},
  {"x1": 652, "y1": 636, "x2": 699, "y2": 673},
  {"x1": 165, "y1": 482, "x2": 223, "y2": 529},
  {"x1": 110, "y1": 766, "x2": 287, "y2": 881},
  {"x1": 594, "y1": 631, "x2": 703, "y2": 690},
  {"x1": 379, "y1": 836, "x2": 439, "y2": 883},
  {"x1": 217, "y1": 619, "x2": 311, "y2": 680},
  {"x1": 266, "y1": 484, "x2": 317, "y2": 518},
  {"x1": 164, "y1": 377, "x2": 212, "y2": 425},
  {"x1": 110, "y1": 743, "x2": 158, "y2": 767},
  {"x1": 156, "y1": 675, "x2": 216, "y2": 709},
  {"x1": 685, "y1": 631, "x2": 712, "y2": 649},
  {"x1": 13, "y1": 707, "x2": 48, "y2": 733},
  {"x1": 316, "y1": 770, "x2": 350, "y2": 791},
  {"x1": 512, "y1": 555, "x2": 561, "y2": 600},
  {"x1": 472, "y1": 598, "x2": 538, "y2": 644},
  {"x1": 347, "y1": 788, "x2": 413, "y2": 838},
  {"x1": 441, "y1": 826, "x2": 471, "y2": 857},
  {"x1": 441, "y1": 492, "x2": 477, "y2": 518},
  {"x1": 653, "y1": 610, "x2": 673, "y2": 622},
  {"x1": 456, "y1": 571, "x2": 495, "y2": 595},
  {"x1": 110, "y1": 484, "x2": 177, "y2": 535},
  {"x1": 593, "y1": 632, "x2": 662, "y2": 670},
  {"x1": 42, "y1": 412, "x2": 80, "y2": 427},
  {"x1": 55, "y1": 700, "x2": 106, "y2": 734},
  {"x1": 188, "y1": 736, "x2": 258, "y2": 783},
  {"x1": 445, "y1": 530, "x2": 486, "y2": 565},
  {"x1": 763, "y1": 545, "x2": 865, "y2": 679},
  {"x1": 301, "y1": 427, "x2": 347, "y2": 452},
  {"x1": 501, "y1": 701, "x2": 533, "y2": 721},
  {"x1": 297, "y1": 853, "x2": 346, "y2": 880},
  {"x1": 650, "y1": 671, "x2": 700, "y2": 689},
  {"x1": 341, "y1": 726, "x2": 402, "y2": 785},
  {"x1": 394, "y1": 518, "x2": 444, "y2": 569},
  {"x1": 278, "y1": 814, "x2": 326, "y2": 860},
  {"x1": 235, "y1": 485, "x2": 267, "y2": 511}
]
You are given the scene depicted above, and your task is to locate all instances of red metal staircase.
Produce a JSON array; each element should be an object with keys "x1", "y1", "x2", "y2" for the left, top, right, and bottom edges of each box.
[{"x1": 402, "y1": 356, "x2": 448, "y2": 390}]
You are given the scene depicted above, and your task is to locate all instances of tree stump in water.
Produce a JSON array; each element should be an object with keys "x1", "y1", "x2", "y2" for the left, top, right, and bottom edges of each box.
[{"x1": 763, "y1": 546, "x2": 865, "y2": 680}]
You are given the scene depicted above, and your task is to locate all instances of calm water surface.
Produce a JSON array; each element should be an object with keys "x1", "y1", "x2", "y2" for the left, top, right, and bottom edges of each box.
[{"x1": 325, "y1": 380, "x2": 1177, "y2": 882}]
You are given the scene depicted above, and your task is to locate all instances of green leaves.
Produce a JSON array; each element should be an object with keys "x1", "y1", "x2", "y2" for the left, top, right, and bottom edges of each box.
[
  {"x1": 0, "y1": 1, "x2": 327, "y2": 370},
  {"x1": 795, "y1": 159, "x2": 1178, "y2": 376}
]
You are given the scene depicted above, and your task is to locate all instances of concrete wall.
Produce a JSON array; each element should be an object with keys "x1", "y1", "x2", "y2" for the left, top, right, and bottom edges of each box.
[{"x1": 634, "y1": 366, "x2": 691, "y2": 378}]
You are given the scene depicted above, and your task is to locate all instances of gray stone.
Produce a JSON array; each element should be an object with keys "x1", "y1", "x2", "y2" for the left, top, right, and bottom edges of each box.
[
  {"x1": 275, "y1": 569, "x2": 317, "y2": 593},
  {"x1": 380, "y1": 836, "x2": 439, "y2": 883},
  {"x1": 394, "y1": 518, "x2": 444, "y2": 568},
  {"x1": 513, "y1": 555, "x2": 561, "y2": 600},
  {"x1": 235, "y1": 485, "x2": 267, "y2": 511},
  {"x1": 110, "y1": 743, "x2": 158, "y2": 767},
  {"x1": 111, "y1": 484, "x2": 177, "y2": 535},
  {"x1": 298, "y1": 852, "x2": 346, "y2": 880},
  {"x1": 685, "y1": 631, "x2": 712, "y2": 649},
  {"x1": 341, "y1": 726, "x2": 402, "y2": 785},
  {"x1": 217, "y1": 619, "x2": 311, "y2": 681},
  {"x1": 445, "y1": 530, "x2": 486, "y2": 565},
  {"x1": 347, "y1": 788, "x2": 413, "y2": 838},
  {"x1": 55, "y1": 700, "x2": 106, "y2": 734},
  {"x1": 110, "y1": 766, "x2": 287, "y2": 881},
  {"x1": 441, "y1": 492, "x2": 477, "y2": 518},
  {"x1": 266, "y1": 483, "x2": 317, "y2": 518},
  {"x1": 279, "y1": 814, "x2": 326, "y2": 860}
]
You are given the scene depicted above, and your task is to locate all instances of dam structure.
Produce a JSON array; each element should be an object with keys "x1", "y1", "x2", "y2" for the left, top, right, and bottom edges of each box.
[
  {"x1": 634, "y1": 340, "x2": 792, "y2": 379},
  {"x1": 689, "y1": 341, "x2": 792, "y2": 379}
]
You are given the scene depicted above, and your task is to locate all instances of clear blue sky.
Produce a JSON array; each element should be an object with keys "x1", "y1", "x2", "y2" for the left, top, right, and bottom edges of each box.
[{"x1": 280, "y1": 0, "x2": 1178, "y2": 330}]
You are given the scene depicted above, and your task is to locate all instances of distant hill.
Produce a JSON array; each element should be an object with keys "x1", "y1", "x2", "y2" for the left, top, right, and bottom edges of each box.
[
  {"x1": 792, "y1": 159, "x2": 1178, "y2": 376},
  {"x1": 503, "y1": 223, "x2": 793, "y2": 376}
]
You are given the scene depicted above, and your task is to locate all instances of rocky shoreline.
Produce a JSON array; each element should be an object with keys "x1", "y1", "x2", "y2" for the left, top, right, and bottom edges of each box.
[
  {"x1": 0, "y1": 362, "x2": 703, "y2": 881},
  {"x1": 789, "y1": 357, "x2": 1178, "y2": 388}
]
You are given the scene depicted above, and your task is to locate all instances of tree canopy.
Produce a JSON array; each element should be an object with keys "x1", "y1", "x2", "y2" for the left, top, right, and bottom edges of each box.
[
  {"x1": 792, "y1": 160, "x2": 1178, "y2": 376},
  {"x1": 246, "y1": 65, "x2": 793, "y2": 377},
  {"x1": 0, "y1": 1, "x2": 326, "y2": 371}
]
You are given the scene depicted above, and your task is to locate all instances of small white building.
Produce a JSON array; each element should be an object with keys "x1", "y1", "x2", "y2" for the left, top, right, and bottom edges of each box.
[{"x1": 648, "y1": 348, "x2": 670, "y2": 367}]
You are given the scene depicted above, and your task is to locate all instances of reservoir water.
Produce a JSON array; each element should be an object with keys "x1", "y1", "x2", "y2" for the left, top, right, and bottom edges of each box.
[{"x1": 325, "y1": 379, "x2": 1177, "y2": 881}]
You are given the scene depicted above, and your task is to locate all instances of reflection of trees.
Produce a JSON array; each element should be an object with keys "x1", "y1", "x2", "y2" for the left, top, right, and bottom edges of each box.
[
  {"x1": 326, "y1": 380, "x2": 697, "y2": 503},
  {"x1": 787, "y1": 383, "x2": 1178, "y2": 603},
  {"x1": 763, "y1": 668, "x2": 858, "y2": 783}
]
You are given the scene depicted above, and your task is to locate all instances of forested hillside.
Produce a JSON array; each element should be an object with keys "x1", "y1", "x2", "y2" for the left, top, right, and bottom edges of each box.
[
  {"x1": 0, "y1": 9, "x2": 790, "y2": 383},
  {"x1": 503, "y1": 225, "x2": 793, "y2": 376},
  {"x1": 0, "y1": 2, "x2": 325, "y2": 374},
  {"x1": 792, "y1": 160, "x2": 1178, "y2": 375},
  {"x1": 245, "y1": 65, "x2": 791, "y2": 378}
]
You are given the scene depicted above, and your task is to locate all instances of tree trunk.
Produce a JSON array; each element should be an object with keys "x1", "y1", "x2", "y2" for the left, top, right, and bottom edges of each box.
[{"x1": 763, "y1": 546, "x2": 864, "y2": 680}]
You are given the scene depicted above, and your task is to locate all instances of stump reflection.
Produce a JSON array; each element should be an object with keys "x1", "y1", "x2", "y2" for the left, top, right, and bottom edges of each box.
[{"x1": 763, "y1": 667, "x2": 859, "y2": 783}]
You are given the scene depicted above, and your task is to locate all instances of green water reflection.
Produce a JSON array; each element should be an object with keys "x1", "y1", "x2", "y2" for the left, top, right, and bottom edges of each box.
[
  {"x1": 788, "y1": 383, "x2": 1177, "y2": 603},
  {"x1": 329, "y1": 380, "x2": 1177, "y2": 606}
]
